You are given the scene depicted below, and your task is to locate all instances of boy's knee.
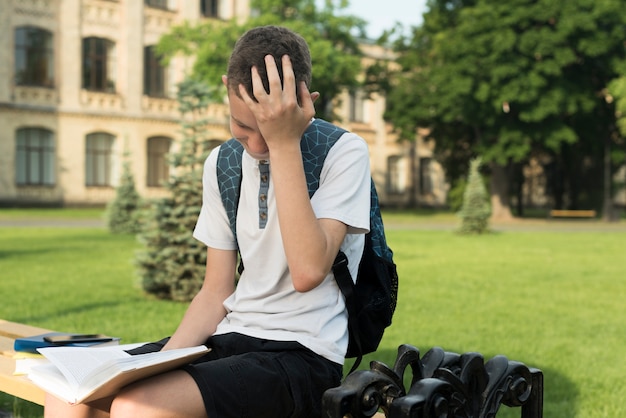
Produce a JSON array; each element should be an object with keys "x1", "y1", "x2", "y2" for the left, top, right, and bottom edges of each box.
[{"x1": 110, "y1": 386, "x2": 151, "y2": 417}]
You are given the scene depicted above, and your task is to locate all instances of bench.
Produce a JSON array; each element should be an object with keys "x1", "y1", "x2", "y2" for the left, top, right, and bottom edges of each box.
[
  {"x1": 3, "y1": 320, "x2": 543, "y2": 417},
  {"x1": 323, "y1": 344, "x2": 543, "y2": 417},
  {"x1": 549, "y1": 209, "x2": 596, "y2": 218},
  {"x1": 0, "y1": 319, "x2": 48, "y2": 405}
]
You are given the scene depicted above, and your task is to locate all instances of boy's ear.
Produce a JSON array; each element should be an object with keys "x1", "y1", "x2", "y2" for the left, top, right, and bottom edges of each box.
[{"x1": 222, "y1": 75, "x2": 228, "y2": 86}]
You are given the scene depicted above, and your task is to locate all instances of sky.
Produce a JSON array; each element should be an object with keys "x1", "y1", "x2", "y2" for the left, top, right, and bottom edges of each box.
[{"x1": 327, "y1": 0, "x2": 428, "y2": 38}]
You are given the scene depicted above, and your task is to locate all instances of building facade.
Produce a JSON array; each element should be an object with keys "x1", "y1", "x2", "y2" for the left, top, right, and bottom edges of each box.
[{"x1": 0, "y1": 0, "x2": 447, "y2": 208}]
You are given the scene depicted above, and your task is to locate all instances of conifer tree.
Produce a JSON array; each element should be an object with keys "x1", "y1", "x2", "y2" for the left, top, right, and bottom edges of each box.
[
  {"x1": 107, "y1": 153, "x2": 141, "y2": 234},
  {"x1": 136, "y1": 79, "x2": 214, "y2": 301},
  {"x1": 458, "y1": 157, "x2": 491, "y2": 234}
]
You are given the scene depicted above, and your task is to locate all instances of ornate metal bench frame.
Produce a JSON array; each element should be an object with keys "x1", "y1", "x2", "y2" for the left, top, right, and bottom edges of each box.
[{"x1": 323, "y1": 344, "x2": 543, "y2": 418}]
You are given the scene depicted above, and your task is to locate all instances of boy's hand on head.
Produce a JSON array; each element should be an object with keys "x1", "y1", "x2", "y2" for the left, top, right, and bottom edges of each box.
[{"x1": 239, "y1": 55, "x2": 316, "y2": 152}]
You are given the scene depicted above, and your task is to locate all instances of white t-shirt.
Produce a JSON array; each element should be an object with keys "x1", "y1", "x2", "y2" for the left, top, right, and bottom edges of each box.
[{"x1": 193, "y1": 131, "x2": 371, "y2": 364}]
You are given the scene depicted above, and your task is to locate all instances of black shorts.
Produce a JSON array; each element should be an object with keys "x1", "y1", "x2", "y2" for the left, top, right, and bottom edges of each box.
[{"x1": 126, "y1": 333, "x2": 343, "y2": 418}]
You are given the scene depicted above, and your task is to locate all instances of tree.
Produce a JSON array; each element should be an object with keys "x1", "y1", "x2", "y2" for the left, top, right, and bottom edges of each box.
[
  {"x1": 135, "y1": 80, "x2": 213, "y2": 301},
  {"x1": 156, "y1": 0, "x2": 367, "y2": 121},
  {"x1": 383, "y1": 0, "x2": 626, "y2": 219},
  {"x1": 458, "y1": 157, "x2": 491, "y2": 234},
  {"x1": 607, "y1": 76, "x2": 626, "y2": 220},
  {"x1": 106, "y1": 153, "x2": 141, "y2": 234}
]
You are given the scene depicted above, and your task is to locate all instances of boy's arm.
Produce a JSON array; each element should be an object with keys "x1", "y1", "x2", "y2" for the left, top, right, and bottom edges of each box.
[
  {"x1": 240, "y1": 55, "x2": 350, "y2": 292},
  {"x1": 163, "y1": 247, "x2": 237, "y2": 350}
]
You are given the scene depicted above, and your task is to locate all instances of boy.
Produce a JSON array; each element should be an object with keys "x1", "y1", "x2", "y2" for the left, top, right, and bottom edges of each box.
[{"x1": 44, "y1": 25, "x2": 371, "y2": 418}]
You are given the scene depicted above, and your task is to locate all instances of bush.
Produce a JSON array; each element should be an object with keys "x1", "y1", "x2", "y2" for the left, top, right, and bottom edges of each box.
[
  {"x1": 107, "y1": 157, "x2": 141, "y2": 234},
  {"x1": 457, "y1": 157, "x2": 491, "y2": 234},
  {"x1": 135, "y1": 79, "x2": 216, "y2": 301}
]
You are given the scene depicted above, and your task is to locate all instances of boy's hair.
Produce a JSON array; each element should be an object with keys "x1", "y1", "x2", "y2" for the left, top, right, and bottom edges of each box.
[{"x1": 227, "y1": 25, "x2": 312, "y2": 102}]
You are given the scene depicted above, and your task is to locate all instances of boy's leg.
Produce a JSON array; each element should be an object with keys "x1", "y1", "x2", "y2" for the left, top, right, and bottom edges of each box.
[
  {"x1": 43, "y1": 370, "x2": 205, "y2": 418},
  {"x1": 44, "y1": 393, "x2": 113, "y2": 418},
  {"x1": 110, "y1": 369, "x2": 206, "y2": 418}
]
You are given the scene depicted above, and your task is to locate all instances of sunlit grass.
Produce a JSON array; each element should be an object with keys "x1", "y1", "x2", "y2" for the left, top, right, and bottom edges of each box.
[
  {"x1": 0, "y1": 208, "x2": 106, "y2": 220},
  {"x1": 1, "y1": 214, "x2": 625, "y2": 417}
]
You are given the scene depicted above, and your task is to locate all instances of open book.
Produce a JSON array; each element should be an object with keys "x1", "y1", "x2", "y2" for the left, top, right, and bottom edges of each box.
[{"x1": 28, "y1": 343, "x2": 210, "y2": 404}]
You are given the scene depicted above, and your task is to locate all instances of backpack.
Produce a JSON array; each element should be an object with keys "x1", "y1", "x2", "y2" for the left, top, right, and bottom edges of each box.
[{"x1": 216, "y1": 118, "x2": 399, "y2": 372}]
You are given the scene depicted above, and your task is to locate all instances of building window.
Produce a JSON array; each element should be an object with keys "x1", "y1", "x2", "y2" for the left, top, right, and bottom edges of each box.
[
  {"x1": 82, "y1": 37, "x2": 116, "y2": 92},
  {"x1": 86, "y1": 133, "x2": 115, "y2": 186},
  {"x1": 15, "y1": 128, "x2": 55, "y2": 186},
  {"x1": 145, "y1": 0, "x2": 168, "y2": 10},
  {"x1": 387, "y1": 155, "x2": 406, "y2": 194},
  {"x1": 200, "y1": 0, "x2": 219, "y2": 17},
  {"x1": 144, "y1": 46, "x2": 168, "y2": 97},
  {"x1": 349, "y1": 90, "x2": 365, "y2": 123},
  {"x1": 147, "y1": 136, "x2": 171, "y2": 187},
  {"x1": 14, "y1": 26, "x2": 54, "y2": 87},
  {"x1": 203, "y1": 139, "x2": 223, "y2": 154},
  {"x1": 419, "y1": 157, "x2": 433, "y2": 195}
]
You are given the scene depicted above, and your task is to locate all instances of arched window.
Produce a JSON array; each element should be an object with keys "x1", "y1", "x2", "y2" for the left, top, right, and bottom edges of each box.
[
  {"x1": 144, "y1": 46, "x2": 168, "y2": 97},
  {"x1": 387, "y1": 155, "x2": 406, "y2": 194},
  {"x1": 203, "y1": 139, "x2": 223, "y2": 154},
  {"x1": 200, "y1": 0, "x2": 219, "y2": 17},
  {"x1": 349, "y1": 89, "x2": 366, "y2": 123},
  {"x1": 147, "y1": 136, "x2": 172, "y2": 187},
  {"x1": 145, "y1": 0, "x2": 168, "y2": 10},
  {"x1": 86, "y1": 132, "x2": 115, "y2": 186},
  {"x1": 15, "y1": 128, "x2": 55, "y2": 185},
  {"x1": 14, "y1": 26, "x2": 54, "y2": 87},
  {"x1": 82, "y1": 37, "x2": 116, "y2": 92}
]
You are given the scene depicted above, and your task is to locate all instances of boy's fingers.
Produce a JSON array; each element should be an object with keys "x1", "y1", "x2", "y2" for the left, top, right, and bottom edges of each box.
[
  {"x1": 264, "y1": 55, "x2": 284, "y2": 95},
  {"x1": 250, "y1": 65, "x2": 267, "y2": 100},
  {"x1": 299, "y1": 81, "x2": 315, "y2": 115},
  {"x1": 280, "y1": 55, "x2": 296, "y2": 97},
  {"x1": 238, "y1": 83, "x2": 253, "y2": 104}
]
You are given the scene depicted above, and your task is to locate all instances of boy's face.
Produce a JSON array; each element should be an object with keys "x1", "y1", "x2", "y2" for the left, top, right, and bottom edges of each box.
[{"x1": 223, "y1": 76, "x2": 270, "y2": 160}]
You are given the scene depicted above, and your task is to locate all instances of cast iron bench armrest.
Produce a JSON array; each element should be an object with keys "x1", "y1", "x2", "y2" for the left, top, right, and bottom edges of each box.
[{"x1": 323, "y1": 344, "x2": 543, "y2": 418}]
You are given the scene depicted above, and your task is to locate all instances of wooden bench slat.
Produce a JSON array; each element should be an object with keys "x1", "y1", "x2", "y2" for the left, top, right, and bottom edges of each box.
[
  {"x1": 550, "y1": 209, "x2": 596, "y2": 218},
  {"x1": 0, "y1": 320, "x2": 51, "y2": 340},
  {"x1": 0, "y1": 320, "x2": 50, "y2": 406}
]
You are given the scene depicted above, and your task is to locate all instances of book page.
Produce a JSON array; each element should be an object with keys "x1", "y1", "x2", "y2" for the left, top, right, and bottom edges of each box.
[
  {"x1": 14, "y1": 357, "x2": 49, "y2": 376},
  {"x1": 28, "y1": 363, "x2": 78, "y2": 403},
  {"x1": 29, "y1": 345, "x2": 210, "y2": 404},
  {"x1": 38, "y1": 346, "x2": 131, "y2": 389}
]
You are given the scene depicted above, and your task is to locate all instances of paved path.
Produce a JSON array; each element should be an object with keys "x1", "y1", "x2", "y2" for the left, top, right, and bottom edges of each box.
[
  {"x1": 385, "y1": 219, "x2": 626, "y2": 232},
  {"x1": 0, "y1": 219, "x2": 106, "y2": 228},
  {"x1": 1, "y1": 217, "x2": 625, "y2": 232}
]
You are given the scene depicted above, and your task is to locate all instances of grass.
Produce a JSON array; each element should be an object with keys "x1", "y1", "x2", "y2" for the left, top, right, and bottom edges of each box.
[
  {"x1": 0, "y1": 226, "x2": 187, "y2": 417},
  {"x1": 0, "y1": 207, "x2": 105, "y2": 220},
  {"x1": 375, "y1": 228, "x2": 626, "y2": 417},
  {"x1": 1, "y1": 209, "x2": 625, "y2": 417}
]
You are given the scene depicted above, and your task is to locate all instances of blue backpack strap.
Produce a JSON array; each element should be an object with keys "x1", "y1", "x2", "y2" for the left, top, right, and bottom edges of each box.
[
  {"x1": 217, "y1": 139, "x2": 244, "y2": 242},
  {"x1": 216, "y1": 119, "x2": 347, "y2": 242},
  {"x1": 300, "y1": 119, "x2": 347, "y2": 196},
  {"x1": 368, "y1": 182, "x2": 394, "y2": 262}
]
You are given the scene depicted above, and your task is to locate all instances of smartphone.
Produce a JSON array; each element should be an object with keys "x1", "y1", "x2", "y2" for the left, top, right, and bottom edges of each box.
[{"x1": 43, "y1": 334, "x2": 114, "y2": 344}]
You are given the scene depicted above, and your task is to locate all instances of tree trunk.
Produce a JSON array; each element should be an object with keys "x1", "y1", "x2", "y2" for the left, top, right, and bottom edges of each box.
[
  {"x1": 489, "y1": 162, "x2": 514, "y2": 221},
  {"x1": 409, "y1": 140, "x2": 418, "y2": 208},
  {"x1": 602, "y1": 135, "x2": 614, "y2": 221}
]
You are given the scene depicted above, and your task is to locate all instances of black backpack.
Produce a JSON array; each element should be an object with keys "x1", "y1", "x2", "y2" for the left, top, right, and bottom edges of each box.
[{"x1": 216, "y1": 118, "x2": 399, "y2": 372}]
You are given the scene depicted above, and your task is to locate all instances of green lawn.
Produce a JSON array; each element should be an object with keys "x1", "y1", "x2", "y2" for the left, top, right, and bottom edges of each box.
[
  {"x1": 1, "y1": 210, "x2": 625, "y2": 417},
  {"x1": 0, "y1": 207, "x2": 105, "y2": 220}
]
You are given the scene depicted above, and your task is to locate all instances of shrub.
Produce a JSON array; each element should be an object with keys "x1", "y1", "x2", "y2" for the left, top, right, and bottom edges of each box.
[
  {"x1": 457, "y1": 157, "x2": 491, "y2": 234},
  {"x1": 135, "y1": 79, "x2": 215, "y2": 301},
  {"x1": 107, "y1": 156, "x2": 141, "y2": 234}
]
